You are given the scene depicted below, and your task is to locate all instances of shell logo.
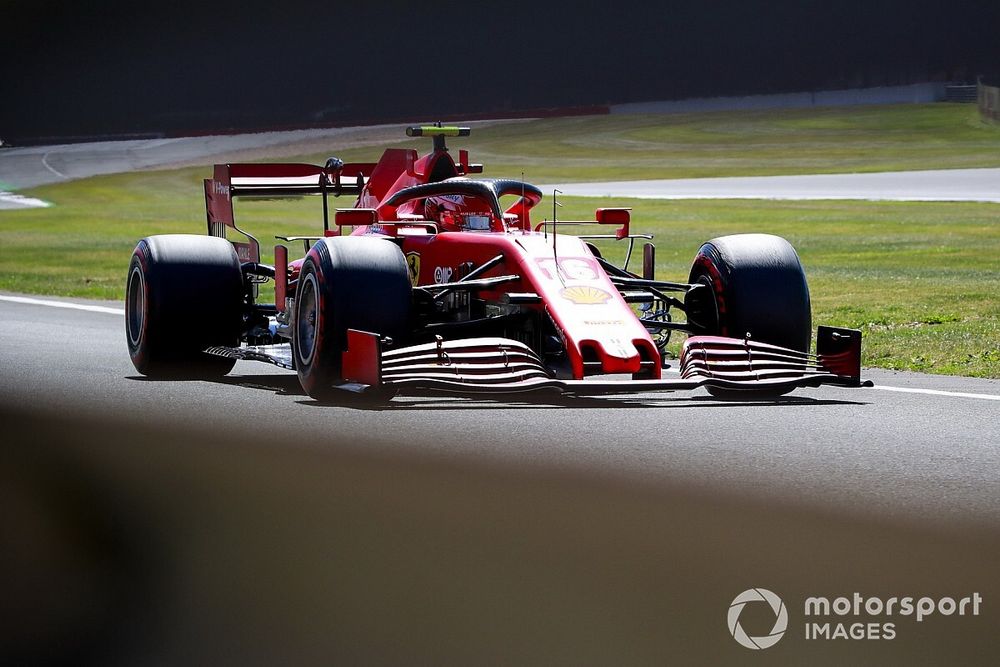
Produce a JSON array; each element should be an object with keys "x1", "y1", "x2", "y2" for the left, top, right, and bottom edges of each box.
[{"x1": 559, "y1": 285, "x2": 612, "y2": 305}]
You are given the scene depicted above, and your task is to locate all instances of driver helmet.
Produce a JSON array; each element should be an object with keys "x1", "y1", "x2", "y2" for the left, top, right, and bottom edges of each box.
[{"x1": 424, "y1": 194, "x2": 494, "y2": 231}]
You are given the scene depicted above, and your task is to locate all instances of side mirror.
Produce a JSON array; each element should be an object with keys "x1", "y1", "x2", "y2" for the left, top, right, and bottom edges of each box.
[{"x1": 595, "y1": 207, "x2": 631, "y2": 239}]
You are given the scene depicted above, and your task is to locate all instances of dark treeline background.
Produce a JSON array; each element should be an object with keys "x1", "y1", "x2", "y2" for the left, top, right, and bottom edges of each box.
[{"x1": 1, "y1": 0, "x2": 997, "y2": 140}]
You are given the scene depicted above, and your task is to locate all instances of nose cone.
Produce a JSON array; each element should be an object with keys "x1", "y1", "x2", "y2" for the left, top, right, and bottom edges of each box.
[{"x1": 581, "y1": 338, "x2": 643, "y2": 374}]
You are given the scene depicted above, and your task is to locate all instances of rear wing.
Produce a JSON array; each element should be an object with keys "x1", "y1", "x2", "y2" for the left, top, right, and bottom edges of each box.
[
  {"x1": 204, "y1": 126, "x2": 483, "y2": 261},
  {"x1": 204, "y1": 161, "x2": 374, "y2": 261}
]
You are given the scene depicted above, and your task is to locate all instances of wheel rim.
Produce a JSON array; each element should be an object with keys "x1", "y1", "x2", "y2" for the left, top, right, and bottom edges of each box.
[
  {"x1": 296, "y1": 271, "x2": 320, "y2": 366},
  {"x1": 685, "y1": 271, "x2": 720, "y2": 336},
  {"x1": 126, "y1": 264, "x2": 145, "y2": 347}
]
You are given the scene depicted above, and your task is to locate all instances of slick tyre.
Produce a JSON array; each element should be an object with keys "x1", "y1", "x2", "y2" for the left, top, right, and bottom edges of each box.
[
  {"x1": 293, "y1": 236, "x2": 411, "y2": 401},
  {"x1": 126, "y1": 234, "x2": 243, "y2": 378},
  {"x1": 686, "y1": 233, "x2": 811, "y2": 397}
]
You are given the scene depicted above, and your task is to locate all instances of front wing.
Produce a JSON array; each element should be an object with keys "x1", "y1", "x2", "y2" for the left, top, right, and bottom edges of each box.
[
  {"x1": 334, "y1": 326, "x2": 866, "y2": 396},
  {"x1": 205, "y1": 328, "x2": 865, "y2": 396}
]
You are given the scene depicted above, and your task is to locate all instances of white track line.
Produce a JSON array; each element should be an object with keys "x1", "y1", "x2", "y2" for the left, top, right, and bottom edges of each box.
[
  {"x1": 40, "y1": 151, "x2": 69, "y2": 180},
  {"x1": 871, "y1": 384, "x2": 1000, "y2": 402},
  {"x1": 661, "y1": 365, "x2": 1000, "y2": 401},
  {"x1": 0, "y1": 294, "x2": 124, "y2": 315}
]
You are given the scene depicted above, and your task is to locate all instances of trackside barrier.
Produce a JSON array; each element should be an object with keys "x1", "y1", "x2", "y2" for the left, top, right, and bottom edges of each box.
[{"x1": 2, "y1": 403, "x2": 999, "y2": 663}]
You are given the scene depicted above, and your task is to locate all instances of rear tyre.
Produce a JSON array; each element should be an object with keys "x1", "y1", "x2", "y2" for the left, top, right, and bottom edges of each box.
[
  {"x1": 685, "y1": 233, "x2": 811, "y2": 397},
  {"x1": 293, "y1": 236, "x2": 411, "y2": 400},
  {"x1": 126, "y1": 234, "x2": 242, "y2": 378}
]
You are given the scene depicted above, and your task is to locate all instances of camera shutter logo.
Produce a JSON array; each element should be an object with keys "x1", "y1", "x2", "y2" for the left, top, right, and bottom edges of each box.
[{"x1": 728, "y1": 588, "x2": 788, "y2": 649}]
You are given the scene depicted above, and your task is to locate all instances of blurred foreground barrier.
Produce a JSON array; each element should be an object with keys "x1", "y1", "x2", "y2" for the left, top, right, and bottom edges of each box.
[{"x1": 2, "y1": 403, "x2": 998, "y2": 665}]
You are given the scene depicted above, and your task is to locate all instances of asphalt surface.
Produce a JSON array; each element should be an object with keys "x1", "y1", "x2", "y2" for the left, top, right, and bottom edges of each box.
[{"x1": 3, "y1": 292, "x2": 998, "y2": 528}]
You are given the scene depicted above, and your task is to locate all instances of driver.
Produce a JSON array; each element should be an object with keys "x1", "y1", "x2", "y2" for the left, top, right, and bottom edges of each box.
[{"x1": 424, "y1": 194, "x2": 494, "y2": 231}]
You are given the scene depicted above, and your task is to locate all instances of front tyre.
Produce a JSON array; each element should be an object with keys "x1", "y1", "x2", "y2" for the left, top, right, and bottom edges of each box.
[
  {"x1": 126, "y1": 234, "x2": 243, "y2": 378},
  {"x1": 685, "y1": 233, "x2": 811, "y2": 397},
  {"x1": 294, "y1": 236, "x2": 411, "y2": 400}
]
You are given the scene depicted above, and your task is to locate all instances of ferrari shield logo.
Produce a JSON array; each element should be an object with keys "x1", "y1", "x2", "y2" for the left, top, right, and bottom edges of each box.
[{"x1": 405, "y1": 252, "x2": 421, "y2": 286}]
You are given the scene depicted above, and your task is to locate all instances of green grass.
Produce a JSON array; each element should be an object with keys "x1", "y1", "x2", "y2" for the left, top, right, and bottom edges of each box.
[{"x1": 2, "y1": 103, "x2": 999, "y2": 376}]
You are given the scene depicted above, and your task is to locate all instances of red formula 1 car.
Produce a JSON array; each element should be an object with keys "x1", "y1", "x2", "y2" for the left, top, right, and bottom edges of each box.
[{"x1": 125, "y1": 124, "x2": 863, "y2": 400}]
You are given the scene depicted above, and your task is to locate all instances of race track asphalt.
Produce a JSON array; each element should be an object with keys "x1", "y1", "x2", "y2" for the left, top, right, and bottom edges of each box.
[{"x1": 2, "y1": 293, "x2": 998, "y2": 528}]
